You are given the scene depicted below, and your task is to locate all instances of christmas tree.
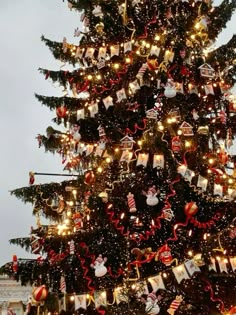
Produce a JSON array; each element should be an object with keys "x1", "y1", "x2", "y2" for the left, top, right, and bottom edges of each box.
[{"x1": 2, "y1": 0, "x2": 236, "y2": 314}]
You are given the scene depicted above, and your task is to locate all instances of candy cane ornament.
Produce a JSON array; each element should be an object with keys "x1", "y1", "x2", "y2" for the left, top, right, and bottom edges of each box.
[{"x1": 127, "y1": 192, "x2": 137, "y2": 212}]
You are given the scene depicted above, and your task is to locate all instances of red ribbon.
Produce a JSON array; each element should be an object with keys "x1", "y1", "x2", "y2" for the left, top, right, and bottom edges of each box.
[
  {"x1": 97, "y1": 307, "x2": 106, "y2": 315},
  {"x1": 107, "y1": 266, "x2": 123, "y2": 278},
  {"x1": 203, "y1": 279, "x2": 225, "y2": 313},
  {"x1": 77, "y1": 243, "x2": 95, "y2": 292},
  {"x1": 138, "y1": 15, "x2": 157, "y2": 39},
  {"x1": 125, "y1": 118, "x2": 147, "y2": 134},
  {"x1": 105, "y1": 204, "x2": 129, "y2": 237}
]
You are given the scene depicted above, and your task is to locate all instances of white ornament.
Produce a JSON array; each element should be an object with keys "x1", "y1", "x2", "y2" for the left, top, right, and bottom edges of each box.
[
  {"x1": 164, "y1": 80, "x2": 176, "y2": 98},
  {"x1": 91, "y1": 255, "x2": 108, "y2": 277},
  {"x1": 144, "y1": 186, "x2": 159, "y2": 206},
  {"x1": 145, "y1": 293, "x2": 160, "y2": 315}
]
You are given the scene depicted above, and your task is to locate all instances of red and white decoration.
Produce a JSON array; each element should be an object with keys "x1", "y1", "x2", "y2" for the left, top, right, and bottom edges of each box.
[
  {"x1": 32, "y1": 285, "x2": 48, "y2": 302},
  {"x1": 127, "y1": 192, "x2": 137, "y2": 212}
]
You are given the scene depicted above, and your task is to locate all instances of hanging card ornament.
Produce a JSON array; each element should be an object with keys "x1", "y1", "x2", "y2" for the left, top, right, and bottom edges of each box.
[
  {"x1": 77, "y1": 108, "x2": 85, "y2": 120},
  {"x1": 98, "y1": 47, "x2": 107, "y2": 59},
  {"x1": 129, "y1": 80, "x2": 140, "y2": 93},
  {"x1": 110, "y1": 45, "x2": 120, "y2": 57},
  {"x1": 214, "y1": 183, "x2": 223, "y2": 196},
  {"x1": 183, "y1": 169, "x2": 194, "y2": 182},
  {"x1": 103, "y1": 95, "x2": 113, "y2": 109},
  {"x1": 153, "y1": 154, "x2": 164, "y2": 168},
  {"x1": 148, "y1": 275, "x2": 165, "y2": 292},
  {"x1": 86, "y1": 144, "x2": 94, "y2": 156},
  {"x1": 188, "y1": 83, "x2": 198, "y2": 94},
  {"x1": 197, "y1": 175, "x2": 208, "y2": 191},
  {"x1": 175, "y1": 82, "x2": 184, "y2": 94},
  {"x1": 75, "y1": 47, "x2": 84, "y2": 59},
  {"x1": 74, "y1": 294, "x2": 87, "y2": 310},
  {"x1": 172, "y1": 265, "x2": 189, "y2": 283},
  {"x1": 137, "y1": 153, "x2": 149, "y2": 167},
  {"x1": 150, "y1": 45, "x2": 160, "y2": 57},
  {"x1": 177, "y1": 164, "x2": 187, "y2": 176},
  {"x1": 94, "y1": 291, "x2": 107, "y2": 308},
  {"x1": 184, "y1": 259, "x2": 200, "y2": 276},
  {"x1": 145, "y1": 292, "x2": 160, "y2": 315},
  {"x1": 164, "y1": 50, "x2": 174, "y2": 62},
  {"x1": 127, "y1": 192, "x2": 137, "y2": 212},
  {"x1": 229, "y1": 257, "x2": 236, "y2": 271},
  {"x1": 89, "y1": 100, "x2": 99, "y2": 117},
  {"x1": 124, "y1": 41, "x2": 132, "y2": 53},
  {"x1": 204, "y1": 84, "x2": 214, "y2": 95},
  {"x1": 91, "y1": 255, "x2": 108, "y2": 277},
  {"x1": 95, "y1": 146, "x2": 104, "y2": 156},
  {"x1": 209, "y1": 257, "x2": 217, "y2": 271},
  {"x1": 135, "y1": 281, "x2": 149, "y2": 297},
  {"x1": 85, "y1": 47, "x2": 95, "y2": 58},
  {"x1": 218, "y1": 259, "x2": 228, "y2": 273},
  {"x1": 120, "y1": 150, "x2": 133, "y2": 163},
  {"x1": 114, "y1": 287, "x2": 128, "y2": 304},
  {"x1": 116, "y1": 88, "x2": 127, "y2": 102}
]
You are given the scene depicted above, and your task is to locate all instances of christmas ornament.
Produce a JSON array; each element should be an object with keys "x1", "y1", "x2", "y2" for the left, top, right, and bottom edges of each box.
[
  {"x1": 95, "y1": 22, "x2": 105, "y2": 34},
  {"x1": 12, "y1": 255, "x2": 18, "y2": 273},
  {"x1": 70, "y1": 124, "x2": 81, "y2": 142},
  {"x1": 164, "y1": 80, "x2": 176, "y2": 98},
  {"x1": 184, "y1": 202, "x2": 198, "y2": 217},
  {"x1": 91, "y1": 255, "x2": 108, "y2": 277},
  {"x1": 218, "y1": 147, "x2": 228, "y2": 165},
  {"x1": 131, "y1": 247, "x2": 153, "y2": 261},
  {"x1": 228, "y1": 306, "x2": 236, "y2": 314},
  {"x1": 145, "y1": 292, "x2": 160, "y2": 314},
  {"x1": 157, "y1": 244, "x2": 173, "y2": 266},
  {"x1": 171, "y1": 136, "x2": 182, "y2": 153},
  {"x1": 99, "y1": 191, "x2": 109, "y2": 203},
  {"x1": 143, "y1": 186, "x2": 159, "y2": 206},
  {"x1": 69, "y1": 240, "x2": 75, "y2": 254},
  {"x1": 32, "y1": 285, "x2": 48, "y2": 302},
  {"x1": 167, "y1": 295, "x2": 183, "y2": 315},
  {"x1": 84, "y1": 170, "x2": 95, "y2": 185},
  {"x1": 73, "y1": 212, "x2": 83, "y2": 231},
  {"x1": 198, "y1": 63, "x2": 215, "y2": 78},
  {"x1": 56, "y1": 105, "x2": 67, "y2": 118},
  {"x1": 29, "y1": 172, "x2": 35, "y2": 185},
  {"x1": 30, "y1": 232, "x2": 42, "y2": 254},
  {"x1": 127, "y1": 192, "x2": 137, "y2": 212}
]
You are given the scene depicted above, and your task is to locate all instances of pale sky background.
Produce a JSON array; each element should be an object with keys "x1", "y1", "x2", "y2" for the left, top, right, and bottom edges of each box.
[{"x1": 0, "y1": 0, "x2": 235, "y2": 267}]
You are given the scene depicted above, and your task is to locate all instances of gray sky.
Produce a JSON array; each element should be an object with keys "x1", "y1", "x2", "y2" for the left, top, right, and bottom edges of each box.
[{"x1": 0, "y1": 0, "x2": 235, "y2": 267}]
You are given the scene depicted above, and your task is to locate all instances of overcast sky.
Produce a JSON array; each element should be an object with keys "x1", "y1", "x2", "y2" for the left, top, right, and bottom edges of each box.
[{"x1": 0, "y1": 1, "x2": 235, "y2": 267}]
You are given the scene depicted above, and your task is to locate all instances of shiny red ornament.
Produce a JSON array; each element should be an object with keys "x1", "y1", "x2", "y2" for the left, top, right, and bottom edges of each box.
[
  {"x1": 56, "y1": 105, "x2": 67, "y2": 118},
  {"x1": 84, "y1": 170, "x2": 96, "y2": 185},
  {"x1": 158, "y1": 244, "x2": 173, "y2": 266},
  {"x1": 32, "y1": 285, "x2": 48, "y2": 302},
  {"x1": 184, "y1": 201, "x2": 198, "y2": 217},
  {"x1": 228, "y1": 306, "x2": 236, "y2": 314},
  {"x1": 218, "y1": 150, "x2": 228, "y2": 165}
]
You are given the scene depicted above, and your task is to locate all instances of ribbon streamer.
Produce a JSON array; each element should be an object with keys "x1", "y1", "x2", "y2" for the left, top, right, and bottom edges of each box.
[{"x1": 203, "y1": 279, "x2": 225, "y2": 313}]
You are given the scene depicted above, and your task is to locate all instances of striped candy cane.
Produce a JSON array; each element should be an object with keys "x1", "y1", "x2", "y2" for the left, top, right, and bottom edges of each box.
[{"x1": 127, "y1": 192, "x2": 137, "y2": 212}]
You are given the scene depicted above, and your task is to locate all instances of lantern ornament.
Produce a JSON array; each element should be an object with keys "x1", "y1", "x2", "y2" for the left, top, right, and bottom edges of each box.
[{"x1": 32, "y1": 285, "x2": 48, "y2": 302}]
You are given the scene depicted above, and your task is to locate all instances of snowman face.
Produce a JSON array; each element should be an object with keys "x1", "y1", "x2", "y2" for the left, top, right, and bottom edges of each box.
[{"x1": 159, "y1": 251, "x2": 172, "y2": 264}]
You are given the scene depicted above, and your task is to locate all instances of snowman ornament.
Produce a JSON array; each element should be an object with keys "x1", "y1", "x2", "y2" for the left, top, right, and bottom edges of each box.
[
  {"x1": 144, "y1": 186, "x2": 159, "y2": 206},
  {"x1": 164, "y1": 79, "x2": 176, "y2": 98},
  {"x1": 91, "y1": 255, "x2": 108, "y2": 277},
  {"x1": 145, "y1": 292, "x2": 160, "y2": 315},
  {"x1": 70, "y1": 124, "x2": 81, "y2": 142}
]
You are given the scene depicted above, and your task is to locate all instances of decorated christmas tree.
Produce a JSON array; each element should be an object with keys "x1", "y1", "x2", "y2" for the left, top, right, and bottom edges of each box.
[{"x1": 2, "y1": 0, "x2": 236, "y2": 314}]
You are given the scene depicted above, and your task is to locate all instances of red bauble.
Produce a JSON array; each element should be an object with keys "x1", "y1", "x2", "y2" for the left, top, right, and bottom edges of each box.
[
  {"x1": 32, "y1": 285, "x2": 48, "y2": 302},
  {"x1": 184, "y1": 202, "x2": 198, "y2": 217},
  {"x1": 84, "y1": 170, "x2": 96, "y2": 185},
  {"x1": 158, "y1": 244, "x2": 173, "y2": 266},
  {"x1": 218, "y1": 150, "x2": 228, "y2": 165},
  {"x1": 56, "y1": 106, "x2": 67, "y2": 118}
]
